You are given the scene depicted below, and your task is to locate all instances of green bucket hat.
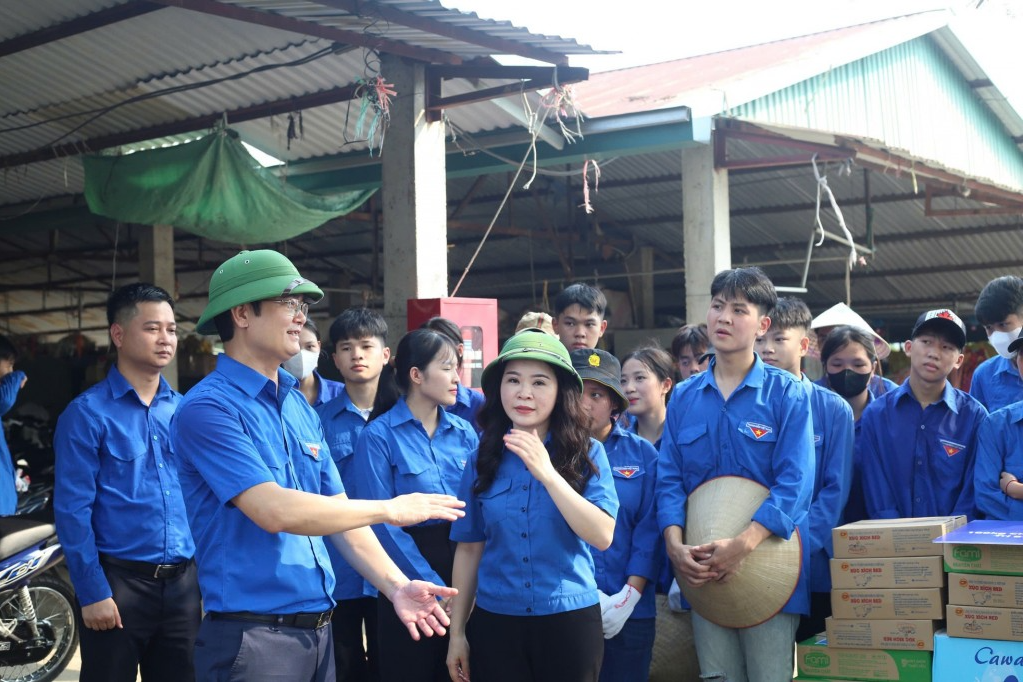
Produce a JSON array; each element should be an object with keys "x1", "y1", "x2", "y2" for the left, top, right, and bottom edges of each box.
[
  {"x1": 195, "y1": 250, "x2": 323, "y2": 335},
  {"x1": 481, "y1": 329, "x2": 583, "y2": 392}
]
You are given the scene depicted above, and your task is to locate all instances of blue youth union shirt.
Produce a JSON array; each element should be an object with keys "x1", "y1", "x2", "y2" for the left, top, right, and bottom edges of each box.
[
  {"x1": 657, "y1": 356, "x2": 815, "y2": 616},
  {"x1": 353, "y1": 397, "x2": 478, "y2": 586},
  {"x1": 316, "y1": 387, "x2": 375, "y2": 600},
  {"x1": 451, "y1": 438, "x2": 619, "y2": 616},
  {"x1": 859, "y1": 380, "x2": 987, "y2": 520},
  {"x1": 975, "y1": 402, "x2": 1023, "y2": 521},
  {"x1": 54, "y1": 365, "x2": 193, "y2": 607},
  {"x1": 0, "y1": 370, "x2": 27, "y2": 516},
  {"x1": 447, "y1": 383, "x2": 485, "y2": 434},
  {"x1": 969, "y1": 354, "x2": 1023, "y2": 413},
  {"x1": 801, "y1": 375, "x2": 853, "y2": 593},
  {"x1": 172, "y1": 354, "x2": 341, "y2": 614},
  {"x1": 591, "y1": 421, "x2": 660, "y2": 619}
]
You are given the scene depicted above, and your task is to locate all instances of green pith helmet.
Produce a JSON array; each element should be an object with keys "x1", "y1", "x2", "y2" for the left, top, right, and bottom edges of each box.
[
  {"x1": 195, "y1": 250, "x2": 323, "y2": 335},
  {"x1": 481, "y1": 329, "x2": 583, "y2": 392}
]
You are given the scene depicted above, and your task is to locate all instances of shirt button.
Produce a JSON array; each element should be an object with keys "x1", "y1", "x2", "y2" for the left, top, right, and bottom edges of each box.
[
  {"x1": 153, "y1": 435, "x2": 159, "y2": 441},
  {"x1": 521, "y1": 507, "x2": 526, "y2": 513},
  {"x1": 920, "y1": 425, "x2": 925, "y2": 430},
  {"x1": 522, "y1": 485, "x2": 528, "y2": 490},
  {"x1": 159, "y1": 464, "x2": 164, "y2": 468},
  {"x1": 522, "y1": 557, "x2": 529, "y2": 563},
  {"x1": 526, "y1": 607, "x2": 532, "y2": 613},
  {"x1": 521, "y1": 532, "x2": 527, "y2": 538},
  {"x1": 525, "y1": 582, "x2": 531, "y2": 588},
  {"x1": 165, "y1": 491, "x2": 170, "y2": 496}
]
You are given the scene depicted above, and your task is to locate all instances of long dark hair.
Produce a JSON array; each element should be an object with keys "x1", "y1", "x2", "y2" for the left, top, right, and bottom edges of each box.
[
  {"x1": 370, "y1": 329, "x2": 458, "y2": 421},
  {"x1": 474, "y1": 360, "x2": 597, "y2": 495}
]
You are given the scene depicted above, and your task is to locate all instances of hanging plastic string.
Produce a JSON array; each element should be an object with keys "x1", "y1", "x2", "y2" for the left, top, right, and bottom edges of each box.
[
  {"x1": 580, "y1": 159, "x2": 600, "y2": 214},
  {"x1": 812, "y1": 154, "x2": 857, "y2": 271},
  {"x1": 353, "y1": 75, "x2": 396, "y2": 156}
]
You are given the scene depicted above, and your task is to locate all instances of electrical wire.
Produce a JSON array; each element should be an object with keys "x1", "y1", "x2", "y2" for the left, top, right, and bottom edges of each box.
[{"x1": 0, "y1": 42, "x2": 348, "y2": 149}]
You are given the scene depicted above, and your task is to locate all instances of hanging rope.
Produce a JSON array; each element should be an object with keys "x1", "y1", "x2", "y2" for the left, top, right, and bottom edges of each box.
[{"x1": 812, "y1": 154, "x2": 857, "y2": 271}]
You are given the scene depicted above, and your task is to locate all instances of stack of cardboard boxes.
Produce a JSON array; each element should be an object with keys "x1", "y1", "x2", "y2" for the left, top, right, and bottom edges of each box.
[
  {"x1": 794, "y1": 516, "x2": 966, "y2": 682},
  {"x1": 930, "y1": 519, "x2": 1023, "y2": 680}
]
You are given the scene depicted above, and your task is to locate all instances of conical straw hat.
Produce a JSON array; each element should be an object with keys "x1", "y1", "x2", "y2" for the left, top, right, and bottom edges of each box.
[{"x1": 680, "y1": 476, "x2": 802, "y2": 629}]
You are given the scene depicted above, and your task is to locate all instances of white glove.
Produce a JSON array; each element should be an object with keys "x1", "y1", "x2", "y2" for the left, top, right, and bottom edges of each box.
[
  {"x1": 601, "y1": 584, "x2": 641, "y2": 639},
  {"x1": 597, "y1": 589, "x2": 612, "y2": 613}
]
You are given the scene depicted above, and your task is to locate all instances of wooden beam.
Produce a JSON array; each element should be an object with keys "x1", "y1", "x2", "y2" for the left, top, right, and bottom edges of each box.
[
  {"x1": 429, "y1": 65, "x2": 588, "y2": 81},
  {"x1": 149, "y1": 0, "x2": 460, "y2": 64},
  {"x1": 315, "y1": 0, "x2": 571, "y2": 65},
  {"x1": 0, "y1": 85, "x2": 360, "y2": 168},
  {"x1": 0, "y1": 2, "x2": 163, "y2": 58}
]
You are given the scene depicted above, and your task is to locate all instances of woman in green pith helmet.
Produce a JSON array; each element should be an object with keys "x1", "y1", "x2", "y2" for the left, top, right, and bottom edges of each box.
[{"x1": 446, "y1": 330, "x2": 620, "y2": 682}]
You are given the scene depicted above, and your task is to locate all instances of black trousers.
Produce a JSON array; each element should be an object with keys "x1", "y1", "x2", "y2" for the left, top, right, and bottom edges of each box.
[
  {"x1": 77, "y1": 559, "x2": 202, "y2": 682},
  {"x1": 468, "y1": 604, "x2": 604, "y2": 682},
  {"x1": 795, "y1": 590, "x2": 833, "y2": 643},
  {"x1": 377, "y1": 523, "x2": 455, "y2": 682},
  {"x1": 333, "y1": 596, "x2": 379, "y2": 682}
]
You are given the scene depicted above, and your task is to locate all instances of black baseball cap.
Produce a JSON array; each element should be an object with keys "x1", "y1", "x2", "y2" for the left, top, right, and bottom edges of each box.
[
  {"x1": 911, "y1": 309, "x2": 967, "y2": 349},
  {"x1": 570, "y1": 349, "x2": 627, "y2": 411}
]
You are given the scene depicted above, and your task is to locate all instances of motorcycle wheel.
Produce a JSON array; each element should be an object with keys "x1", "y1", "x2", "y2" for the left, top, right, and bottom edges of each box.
[{"x1": 0, "y1": 573, "x2": 78, "y2": 682}]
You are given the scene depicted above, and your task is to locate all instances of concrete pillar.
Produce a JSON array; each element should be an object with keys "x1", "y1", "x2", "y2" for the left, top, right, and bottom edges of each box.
[
  {"x1": 138, "y1": 224, "x2": 178, "y2": 389},
  {"x1": 380, "y1": 54, "x2": 449, "y2": 336},
  {"x1": 682, "y1": 145, "x2": 731, "y2": 324},
  {"x1": 627, "y1": 246, "x2": 655, "y2": 328}
]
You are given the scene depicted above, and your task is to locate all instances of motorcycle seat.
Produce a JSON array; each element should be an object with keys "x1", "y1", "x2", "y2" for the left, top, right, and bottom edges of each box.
[{"x1": 0, "y1": 517, "x2": 56, "y2": 558}]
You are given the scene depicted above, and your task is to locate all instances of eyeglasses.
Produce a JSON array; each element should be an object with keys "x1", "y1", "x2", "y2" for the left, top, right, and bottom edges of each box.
[{"x1": 267, "y1": 299, "x2": 309, "y2": 317}]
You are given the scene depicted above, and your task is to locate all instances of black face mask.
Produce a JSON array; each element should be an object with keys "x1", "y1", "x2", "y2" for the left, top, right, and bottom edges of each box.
[{"x1": 827, "y1": 369, "x2": 871, "y2": 398}]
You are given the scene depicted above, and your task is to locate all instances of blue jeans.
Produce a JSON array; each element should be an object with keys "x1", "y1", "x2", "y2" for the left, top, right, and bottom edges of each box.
[
  {"x1": 599, "y1": 617, "x2": 655, "y2": 682},
  {"x1": 690, "y1": 611, "x2": 798, "y2": 682}
]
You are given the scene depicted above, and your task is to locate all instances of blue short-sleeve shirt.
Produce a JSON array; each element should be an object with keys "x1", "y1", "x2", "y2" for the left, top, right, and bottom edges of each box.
[
  {"x1": 172, "y1": 354, "x2": 342, "y2": 614},
  {"x1": 316, "y1": 388, "x2": 375, "y2": 600},
  {"x1": 657, "y1": 356, "x2": 815, "y2": 615},
  {"x1": 312, "y1": 370, "x2": 345, "y2": 408},
  {"x1": 859, "y1": 380, "x2": 987, "y2": 520},
  {"x1": 451, "y1": 438, "x2": 619, "y2": 616},
  {"x1": 591, "y1": 422, "x2": 660, "y2": 619},
  {"x1": 54, "y1": 366, "x2": 193, "y2": 606},
  {"x1": 353, "y1": 398, "x2": 478, "y2": 586}
]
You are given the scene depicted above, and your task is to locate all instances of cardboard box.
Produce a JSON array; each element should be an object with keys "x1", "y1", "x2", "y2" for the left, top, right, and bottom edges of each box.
[
  {"x1": 947, "y1": 604, "x2": 1023, "y2": 642},
  {"x1": 942, "y1": 542, "x2": 1023, "y2": 576},
  {"x1": 949, "y1": 573, "x2": 1023, "y2": 609},
  {"x1": 831, "y1": 588, "x2": 945, "y2": 620},
  {"x1": 832, "y1": 517, "x2": 966, "y2": 559},
  {"x1": 796, "y1": 634, "x2": 932, "y2": 681},
  {"x1": 934, "y1": 519, "x2": 1023, "y2": 576},
  {"x1": 825, "y1": 617, "x2": 938, "y2": 651},
  {"x1": 830, "y1": 556, "x2": 946, "y2": 589},
  {"x1": 932, "y1": 630, "x2": 1023, "y2": 682}
]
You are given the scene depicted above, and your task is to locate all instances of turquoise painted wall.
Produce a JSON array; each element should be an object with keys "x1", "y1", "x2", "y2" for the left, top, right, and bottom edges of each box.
[{"x1": 728, "y1": 35, "x2": 1023, "y2": 191}]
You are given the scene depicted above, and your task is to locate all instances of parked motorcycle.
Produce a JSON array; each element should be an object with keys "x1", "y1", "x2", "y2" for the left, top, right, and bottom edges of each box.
[{"x1": 0, "y1": 513, "x2": 77, "y2": 682}]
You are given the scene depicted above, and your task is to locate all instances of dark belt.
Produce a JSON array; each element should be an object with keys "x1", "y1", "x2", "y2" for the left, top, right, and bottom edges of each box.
[
  {"x1": 100, "y1": 554, "x2": 190, "y2": 579},
  {"x1": 207, "y1": 610, "x2": 334, "y2": 630}
]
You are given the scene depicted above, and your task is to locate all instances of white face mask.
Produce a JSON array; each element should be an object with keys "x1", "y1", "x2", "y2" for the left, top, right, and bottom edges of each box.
[
  {"x1": 989, "y1": 328, "x2": 1022, "y2": 360},
  {"x1": 283, "y1": 349, "x2": 320, "y2": 380}
]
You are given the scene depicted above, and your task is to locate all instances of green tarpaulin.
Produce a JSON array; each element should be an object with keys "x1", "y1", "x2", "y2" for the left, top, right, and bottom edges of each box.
[{"x1": 83, "y1": 129, "x2": 374, "y2": 243}]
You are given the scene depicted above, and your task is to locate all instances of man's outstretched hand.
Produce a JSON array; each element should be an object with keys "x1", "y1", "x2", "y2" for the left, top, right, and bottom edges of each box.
[{"x1": 392, "y1": 580, "x2": 458, "y2": 641}]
